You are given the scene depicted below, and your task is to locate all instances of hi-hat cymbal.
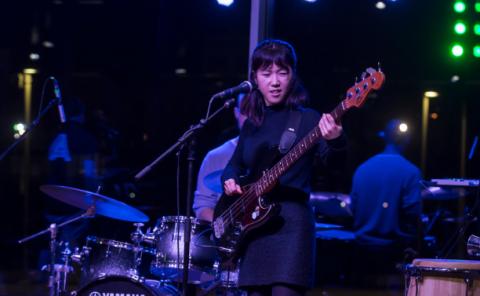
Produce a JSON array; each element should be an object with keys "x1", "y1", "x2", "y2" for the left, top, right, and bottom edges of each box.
[
  {"x1": 421, "y1": 186, "x2": 467, "y2": 201},
  {"x1": 310, "y1": 192, "x2": 351, "y2": 204},
  {"x1": 40, "y1": 185, "x2": 149, "y2": 222}
]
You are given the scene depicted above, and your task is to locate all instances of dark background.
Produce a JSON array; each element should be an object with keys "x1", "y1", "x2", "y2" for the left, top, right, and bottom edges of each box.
[{"x1": 0, "y1": 0, "x2": 479, "y2": 274}]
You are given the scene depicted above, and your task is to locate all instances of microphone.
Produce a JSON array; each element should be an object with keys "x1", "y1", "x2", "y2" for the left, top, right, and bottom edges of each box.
[
  {"x1": 212, "y1": 81, "x2": 253, "y2": 100},
  {"x1": 51, "y1": 77, "x2": 67, "y2": 123}
]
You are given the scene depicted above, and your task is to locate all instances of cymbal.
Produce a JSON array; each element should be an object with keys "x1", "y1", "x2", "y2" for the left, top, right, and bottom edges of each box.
[
  {"x1": 315, "y1": 222, "x2": 343, "y2": 230},
  {"x1": 421, "y1": 186, "x2": 467, "y2": 201},
  {"x1": 203, "y1": 170, "x2": 223, "y2": 193},
  {"x1": 40, "y1": 185, "x2": 149, "y2": 222},
  {"x1": 310, "y1": 192, "x2": 351, "y2": 204}
]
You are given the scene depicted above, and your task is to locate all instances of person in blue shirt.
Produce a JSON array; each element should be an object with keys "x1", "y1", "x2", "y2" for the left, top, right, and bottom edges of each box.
[
  {"x1": 193, "y1": 95, "x2": 247, "y2": 222},
  {"x1": 350, "y1": 119, "x2": 422, "y2": 248}
]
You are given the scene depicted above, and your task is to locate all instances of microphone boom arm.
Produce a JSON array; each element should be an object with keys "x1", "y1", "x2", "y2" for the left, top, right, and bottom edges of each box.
[{"x1": 0, "y1": 97, "x2": 60, "y2": 162}]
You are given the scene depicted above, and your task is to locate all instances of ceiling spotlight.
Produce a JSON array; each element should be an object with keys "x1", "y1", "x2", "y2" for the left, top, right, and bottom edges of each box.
[
  {"x1": 23, "y1": 68, "x2": 37, "y2": 74},
  {"x1": 398, "y1": 123, "x2": 408, "y2": 133},
  {"x1": 424, "y1": 91, "x2": 439, "y2": 98},
  {"x1": 451, "y1": 75, "x2": 460, "y2": 83},
  {"x1": 42, "y1": 40, "x2": 55, "y2": 48},
  {"x1": 304, "y1": 0, "x2": 318, "y2": 2},
  {"x1": 174, "y1": 68, "x2": 187, "y2": 75},
  {"x1": 29, "y1": 53, "x2": 40, "y2": 61},
  {"x1": 376, "y1": 1, "x2": 386, "y2": 9},
  {"x1": 217, "y1": 0, "x2": 234, "y2": 7}
]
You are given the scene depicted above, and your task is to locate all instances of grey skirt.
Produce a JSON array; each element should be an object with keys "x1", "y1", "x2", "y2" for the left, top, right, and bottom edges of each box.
[{"x1": 238, "y1": 200, "x2": 316, "y2": 288}]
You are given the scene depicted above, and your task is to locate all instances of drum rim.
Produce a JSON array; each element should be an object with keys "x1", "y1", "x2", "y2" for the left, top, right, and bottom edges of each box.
[
  {"x1": 73, "y1": 275, "x2": 149, "y2": 294},
  {"x1": 150, "y1": 263, "x2": 216, "y2": 284},
  {"x1": 73, "y1": 275, "x2": 179, "y2": 296},
  {"x1": 86, "y1": 236, "x2": 141, "y2": 251},
  {"x1": 405, "y1": 264, "x2": 480, "y2": 277},
  {"x1": 160, "y1": 215, "x2": 211, "y2": 225},
  {"x1": 151, "y1": 261, "x2": 217, "y2": 273}
]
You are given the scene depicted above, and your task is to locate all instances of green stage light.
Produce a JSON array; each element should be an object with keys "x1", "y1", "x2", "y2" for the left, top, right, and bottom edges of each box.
[
  {"x1": 474, "y1": 23, "x2": 480, "y2": 35},
  {"x1": 451, "y1": 44, "x2": 464, "y2": 57},
  {"x1": 454, "y1": 1, "x2": 466, "y2": 13},
  {"x1": 454, "y1": 21, "x2": 467, "y2": 34},
  {"x1": 474, "y1": 45, "x2": 480, "y2": 58},
  {"x1": 475, "y1": 2, "x2": 480, "y2": 13}
]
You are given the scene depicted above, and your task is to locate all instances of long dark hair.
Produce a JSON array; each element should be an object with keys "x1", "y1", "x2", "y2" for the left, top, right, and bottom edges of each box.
[{"x1": 242, "y1": 39, "x2": 309, "y2": 126}]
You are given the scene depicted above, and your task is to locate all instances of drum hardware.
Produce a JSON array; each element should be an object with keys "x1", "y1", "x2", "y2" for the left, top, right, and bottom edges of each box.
[
  {"x1": 19, "y1": 185, "x2": 150, "y2": 295},
  {"x1": 40, "y1": 243, "x2": 74, "y2": 296},
  {"x1": 19, "y1": 206, "x2": 96, "y2": 296},
  {"x1": 467, "y1": 234, "x2": 480, "y2": 257},
  {"x1": 149, "y1": 216, "x2": 218, "y2": 284},
  {"x1": 419, "y1": 179, "x2": 480, "y2": 258}
]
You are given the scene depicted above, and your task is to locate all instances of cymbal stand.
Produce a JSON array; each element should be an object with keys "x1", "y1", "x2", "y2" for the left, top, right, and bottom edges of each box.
[
  {"x1": 440, "y1": 185, "x2": 480, "y2": 258},
  {"x1": 18, "y1": 206, "x2": 96, "y2": 296},
  {"x1": 130, "y1": 222, "x2": 145, "y2": 277}
]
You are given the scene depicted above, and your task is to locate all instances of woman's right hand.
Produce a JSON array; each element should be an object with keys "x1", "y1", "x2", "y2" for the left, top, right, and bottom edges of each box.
[{"x1": 223, "y1": 178, "x2": 243, "y2": 196}]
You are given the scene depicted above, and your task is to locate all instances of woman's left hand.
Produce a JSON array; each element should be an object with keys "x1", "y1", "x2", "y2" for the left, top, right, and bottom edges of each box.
[{"x1": 319, "y1": 113, "x2": 343, "y2": 140}]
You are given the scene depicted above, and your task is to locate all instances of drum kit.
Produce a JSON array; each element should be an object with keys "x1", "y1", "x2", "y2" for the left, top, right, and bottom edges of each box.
[{"x1": 19, "y1": 184, "x2": 242, "y2": 296}]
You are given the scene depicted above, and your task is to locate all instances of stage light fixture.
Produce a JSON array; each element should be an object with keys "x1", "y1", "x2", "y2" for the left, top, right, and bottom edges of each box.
[
  {"x1": 474, "y1": 45, "x2": 480, "y2": 58},
  {"x1": 474, "y1": 23, "x2": 480, "y2": 35},
  {"x1": 23, "y1": 68, "x2": 37, "y2": 74},
  {"x1": 454, "y1": 1, "x2": 466, "y2": 13},
  {"x1": 424, "y1": 91, "x2": 439, "y2": 98},
  {"x1": 29, "y1": 53, "x2": 40, "y2": 61},
  {"x1": 451, "y1": 44, "x2": 465, "y2": 57},
  {"x1": 217, "y1": 0, "x2": 234, "y2": 7},
  {"x1": 375, "y1": 1, "x2": 386, "y2": 9},
  {"x1": 451, "y1": 75, "x2": 460, "y2": 82},
  {"x1": 454, "y1": 21, "x2": 467, "y2": 34}
]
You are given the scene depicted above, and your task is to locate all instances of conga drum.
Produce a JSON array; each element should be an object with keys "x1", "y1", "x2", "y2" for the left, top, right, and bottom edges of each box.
[{"x1": 405, "y1": 258, "x2": 480, "y2": 296}]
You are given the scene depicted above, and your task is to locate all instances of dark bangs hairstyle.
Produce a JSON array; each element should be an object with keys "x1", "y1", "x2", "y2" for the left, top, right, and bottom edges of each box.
[{"x1": 241, "y1": 39, "x2": 309, "y2": 126}]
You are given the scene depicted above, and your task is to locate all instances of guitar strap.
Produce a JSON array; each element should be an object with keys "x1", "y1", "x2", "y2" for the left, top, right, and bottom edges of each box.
[{"x1": 278, "y1": 110, "x2": 302, "y2": 154}]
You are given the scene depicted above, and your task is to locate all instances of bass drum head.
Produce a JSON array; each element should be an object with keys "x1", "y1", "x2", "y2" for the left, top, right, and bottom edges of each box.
[{"x1": 73, "y1": 276, "x2": 179, "y2": 296}]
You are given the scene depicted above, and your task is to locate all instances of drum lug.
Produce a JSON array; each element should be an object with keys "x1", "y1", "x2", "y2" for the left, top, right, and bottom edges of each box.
[{"x1": 464, "y1": 276, "x2": 473, "y2": 288}]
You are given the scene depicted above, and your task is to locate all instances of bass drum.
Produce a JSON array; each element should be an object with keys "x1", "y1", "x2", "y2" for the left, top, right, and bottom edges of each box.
[{"x1": 72, "y1": 276, "x2": 179, "y2": 296}]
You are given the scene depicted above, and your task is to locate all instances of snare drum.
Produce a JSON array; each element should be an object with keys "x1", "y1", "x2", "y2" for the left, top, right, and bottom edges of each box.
[
  {"x1": 151, "y1": 216, "x2": 218, "y2": 284},
  {"x1": 77, "y1": 236, "x2": 152, "y2": 282},
  {"x1": 405, "y1": 258, "x2": 480, "y2": 296},
  {"x1": 72, "y1": 275, "x2": 179, "y2": 296}
]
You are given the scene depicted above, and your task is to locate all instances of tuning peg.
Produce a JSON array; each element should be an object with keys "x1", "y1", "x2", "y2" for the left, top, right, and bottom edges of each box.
[
  {"x1": 361, "y1": 72, "x2": 367, "y2": 80},
  {"x1": 377, "y1": 61, "x2": 382, "y2": 72}
]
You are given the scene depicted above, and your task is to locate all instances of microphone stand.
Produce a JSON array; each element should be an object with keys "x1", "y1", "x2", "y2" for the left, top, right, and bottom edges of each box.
[
  {"x1": 0, "y1": 97, "x2": 60, "y2": 161},
  {"x1": 135, "y1": 98, "x2": 236, "y2": 295}
]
